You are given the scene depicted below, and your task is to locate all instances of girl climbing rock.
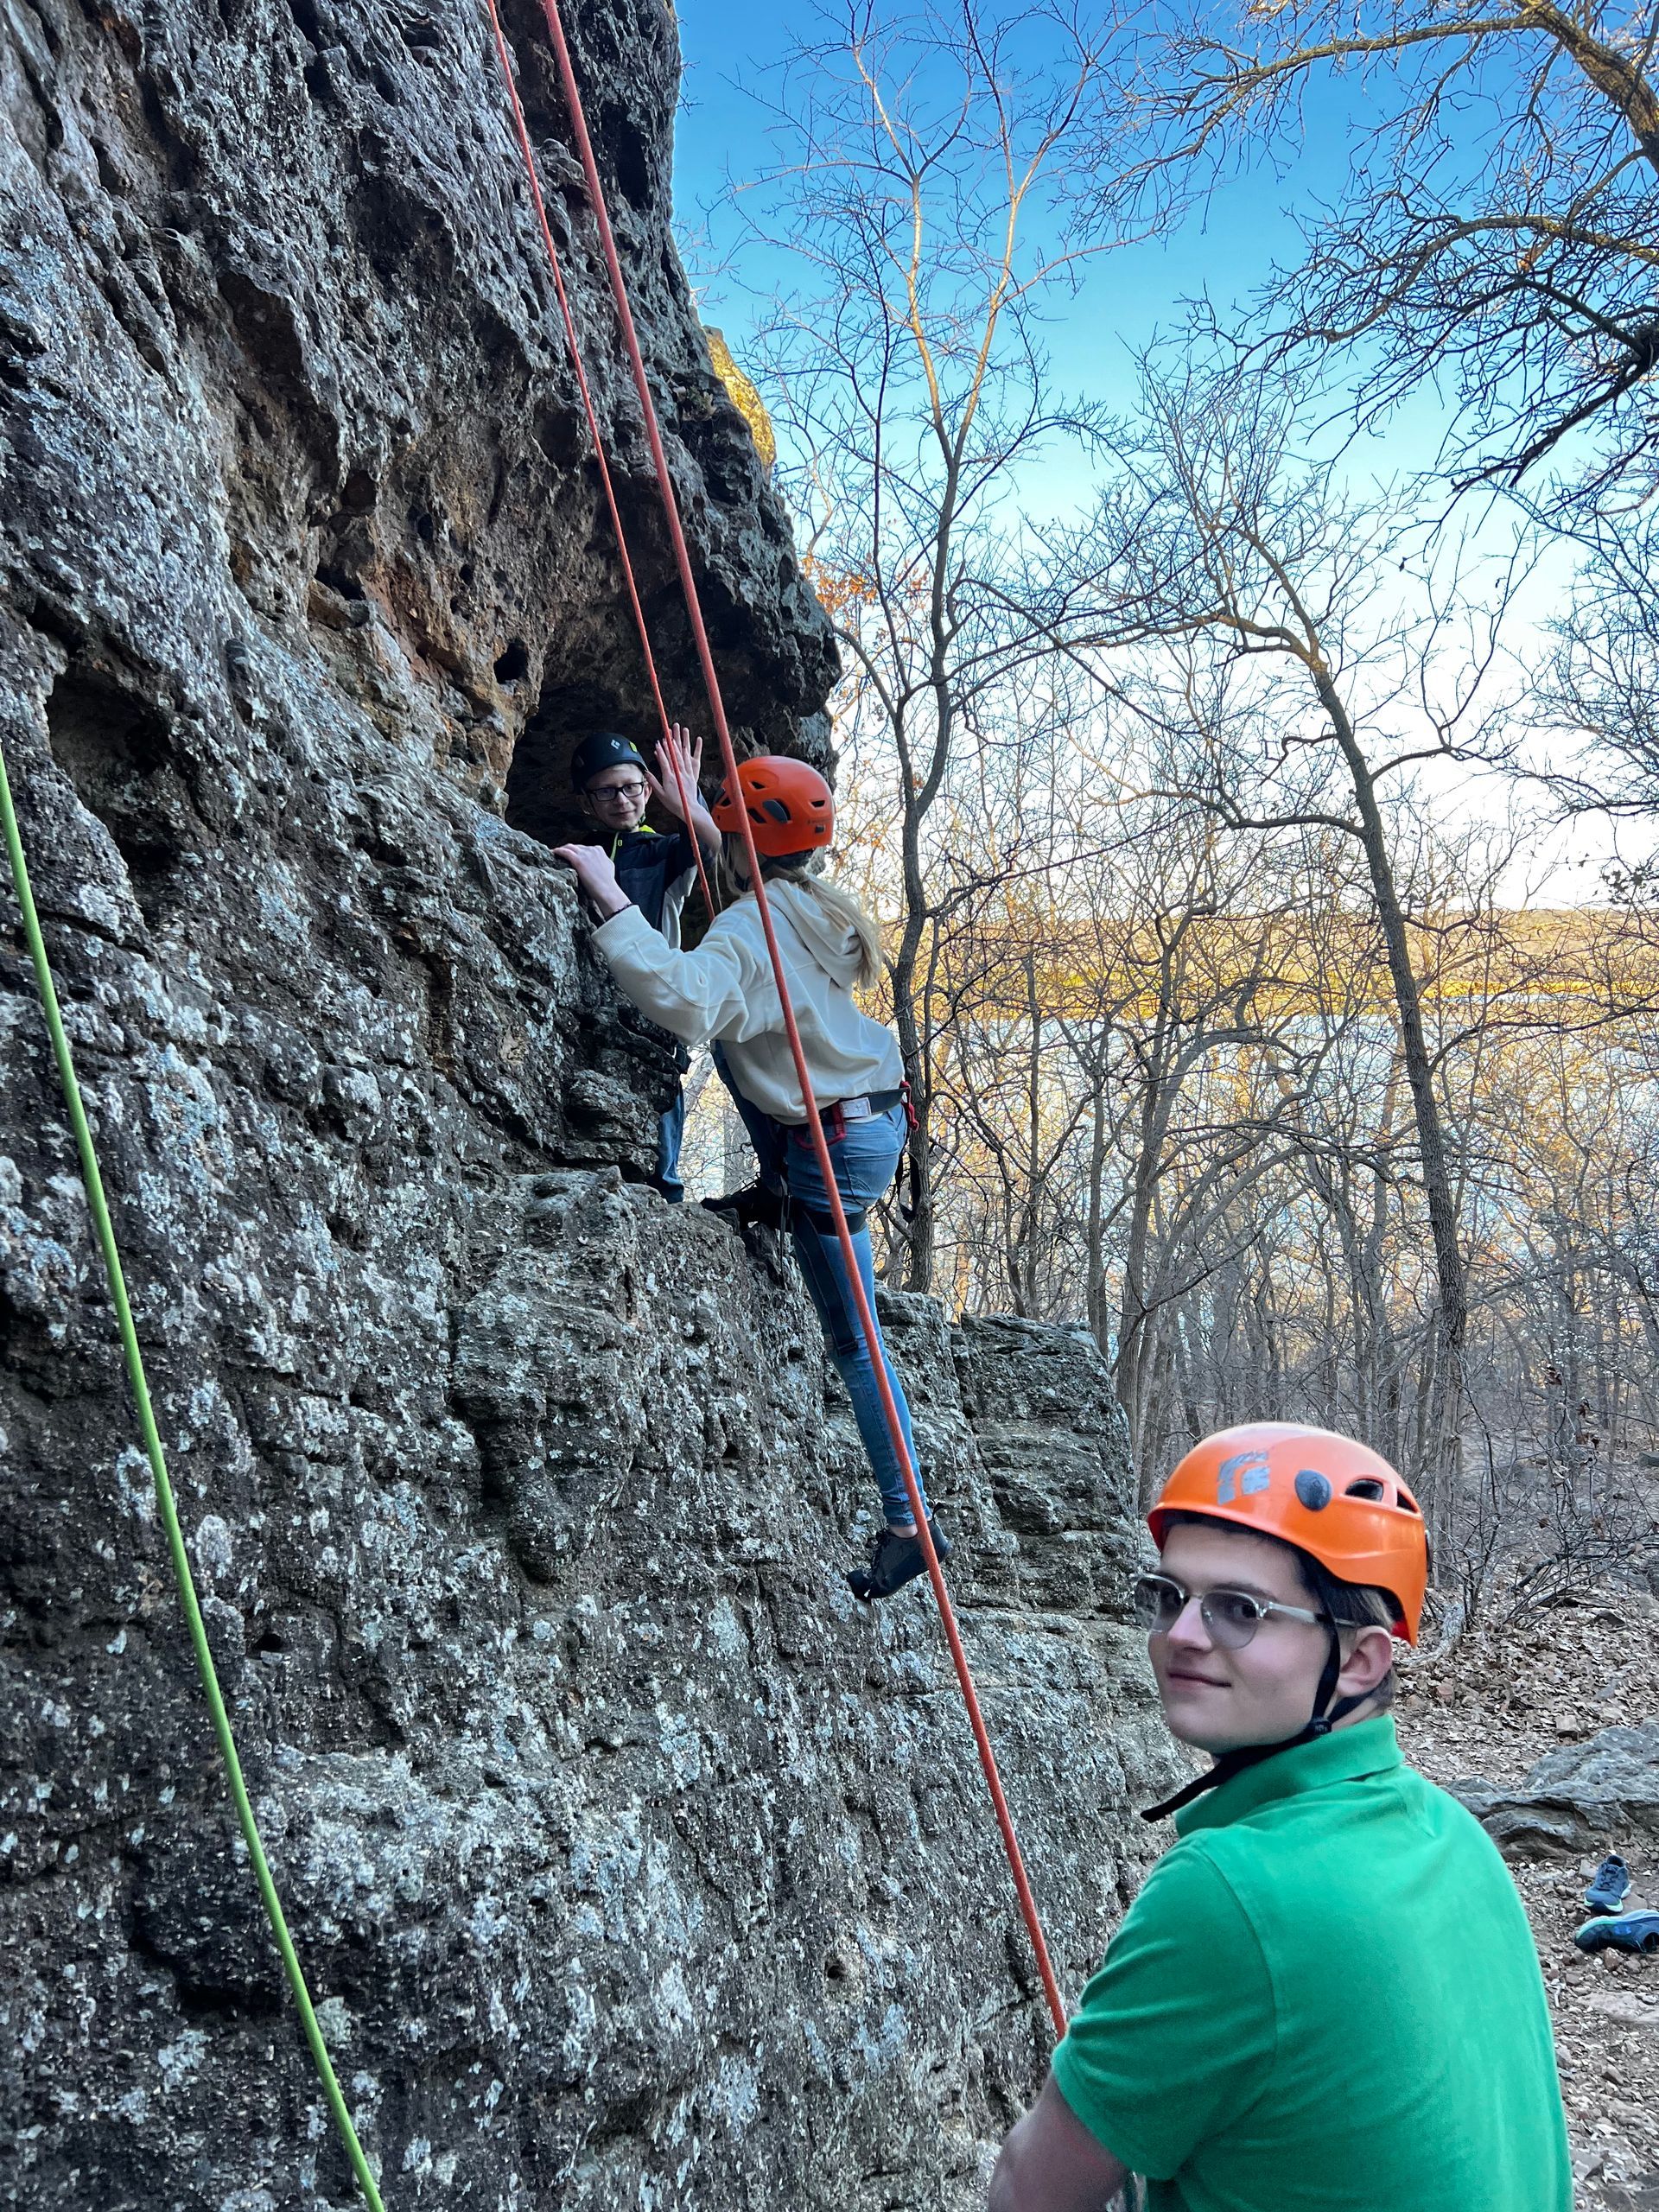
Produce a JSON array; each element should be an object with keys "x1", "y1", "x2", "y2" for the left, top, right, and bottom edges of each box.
[{"x1": 554, "y1": 755, "x2": 948, "y2": 1602}]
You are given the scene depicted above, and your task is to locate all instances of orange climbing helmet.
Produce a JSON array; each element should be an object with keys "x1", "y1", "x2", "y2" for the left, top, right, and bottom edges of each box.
[
  {"x1": 1147, "y1": 1422, "x2": 1428, "y2": 1643},
  {"x1": 712, "y1": 754, "x2": 834, "y2": 857}
]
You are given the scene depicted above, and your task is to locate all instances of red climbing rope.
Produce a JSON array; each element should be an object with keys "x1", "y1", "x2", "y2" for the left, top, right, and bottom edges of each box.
[
  {"x1": 487, "y1": 0, "x2": 1068, "y2": 2037},
  {"x1": 480, "y1": 0, "x2": 715, "y2": 921}
]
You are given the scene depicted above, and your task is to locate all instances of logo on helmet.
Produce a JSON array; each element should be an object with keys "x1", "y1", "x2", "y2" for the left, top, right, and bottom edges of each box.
[{"x1": 1217, "y1": 1451, "x2": 1271, "y2": 1503}]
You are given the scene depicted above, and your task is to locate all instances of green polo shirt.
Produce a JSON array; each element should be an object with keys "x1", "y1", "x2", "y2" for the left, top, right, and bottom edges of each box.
[{"x1": 1052, "y1": 1719, "x2": 1570, "y2": 2212}]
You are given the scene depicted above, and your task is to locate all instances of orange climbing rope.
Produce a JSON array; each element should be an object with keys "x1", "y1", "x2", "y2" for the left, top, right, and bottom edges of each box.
[
  {"x1": 479, "y1": 0, "x2": 714, "y2": 922},
  {"x1": 484, "y1": 3, "x2": 1068, "y2": 2037}
]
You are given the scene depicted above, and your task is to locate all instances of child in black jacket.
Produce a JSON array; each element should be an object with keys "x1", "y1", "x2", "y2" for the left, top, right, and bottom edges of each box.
[{"x1": 570, "y1": 726, "x2": 719, "y2": 1199}]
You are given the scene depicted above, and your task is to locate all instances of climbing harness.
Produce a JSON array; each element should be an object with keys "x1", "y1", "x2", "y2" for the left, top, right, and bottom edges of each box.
[
  {"x1": 0, "y1": 738, "x2": 387, "y2": 2212},
  {"x1": 486, "y1": 0, "x2": 1068, "y2": 2036},
  {"x1": 478, "y1": 0, "x2": 715, "y2": 924}
]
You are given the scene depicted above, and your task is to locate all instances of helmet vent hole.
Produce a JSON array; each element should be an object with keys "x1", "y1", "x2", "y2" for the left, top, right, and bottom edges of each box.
[
  {"x1": 760, "y1": 798, "x2": 791, "y2": 823},
  {"x1": 1344, "y1": 1478, "x2": 1386, "y2": 1501}
]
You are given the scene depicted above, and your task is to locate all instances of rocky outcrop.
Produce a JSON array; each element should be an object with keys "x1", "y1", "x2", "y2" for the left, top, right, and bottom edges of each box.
[
  {"x1": 4, "y1": 1155, "x2": 1181, "y2": 2208},
  {"x1": 0, "y1": 2, "x2": 1181, "y2": 2206},
  {"x1": 1455, "y1": 1725, "x2": 1659, "y2": 1859},
  {"x1": 0, "y1": 0, "x2": 835, "y2": 855}
]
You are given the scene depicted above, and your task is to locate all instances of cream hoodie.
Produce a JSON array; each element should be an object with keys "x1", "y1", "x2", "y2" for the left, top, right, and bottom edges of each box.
[{"x1": 592, "y1": 883, "x2": 902, "y2": 1124}]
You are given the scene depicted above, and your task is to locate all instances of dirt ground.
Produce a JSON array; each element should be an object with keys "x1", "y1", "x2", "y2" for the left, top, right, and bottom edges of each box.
[{"x1": 1395, "y1": 1588, "x2": 1659, "y2": 2208}]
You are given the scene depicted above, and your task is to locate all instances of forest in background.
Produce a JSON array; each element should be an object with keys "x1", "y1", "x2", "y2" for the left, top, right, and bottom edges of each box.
[{"x1": 679, "y1": 0, "x2": 1659, "y2": 1612}]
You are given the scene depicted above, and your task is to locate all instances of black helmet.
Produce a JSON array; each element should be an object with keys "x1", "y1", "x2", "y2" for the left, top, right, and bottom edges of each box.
[{"x1": 570, "y1": 731, "x2": 649, "y2": 791}]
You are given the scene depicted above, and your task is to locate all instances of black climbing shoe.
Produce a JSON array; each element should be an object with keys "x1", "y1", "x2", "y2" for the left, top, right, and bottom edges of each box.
[
  {"x1": 848, "y1": 1517, "x2": 952, "y2": 1603},
  {"x1": 1586, "y1": 1853, "x2": 1631, "y2": 1915},
  {"x1": 701, "y1": 1181, "x2": 786, "y2": 1231}
]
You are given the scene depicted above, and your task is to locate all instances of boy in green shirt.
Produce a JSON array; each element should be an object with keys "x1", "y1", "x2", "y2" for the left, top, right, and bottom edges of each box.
[{"x1": 989, "y1": 1422, "x2": 1572, "y2": 2212}]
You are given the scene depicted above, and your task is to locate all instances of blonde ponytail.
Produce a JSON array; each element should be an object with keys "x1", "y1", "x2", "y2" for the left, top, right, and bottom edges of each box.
[
  {"x1": 718, "y1": 836, "x2": 884, "y2": 989},
  {"x1": 791, "y1": 873, "x2": 884, "y2": 989}
]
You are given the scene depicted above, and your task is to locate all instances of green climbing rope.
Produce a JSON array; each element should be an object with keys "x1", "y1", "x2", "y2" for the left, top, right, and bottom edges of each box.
[{"x1": 0, "y1": 731, "x2": 388, "y2": 2212}]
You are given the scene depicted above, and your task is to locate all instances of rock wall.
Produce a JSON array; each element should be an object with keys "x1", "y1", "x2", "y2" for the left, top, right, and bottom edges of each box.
[{"x1": 0, "y1": 2, "x2": 1183, "y2": 2205}]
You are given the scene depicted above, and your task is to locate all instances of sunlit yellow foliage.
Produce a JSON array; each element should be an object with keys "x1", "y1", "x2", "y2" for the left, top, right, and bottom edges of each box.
[{"x1": 703, "y1": 325, "x2": 777, "y2": 472}]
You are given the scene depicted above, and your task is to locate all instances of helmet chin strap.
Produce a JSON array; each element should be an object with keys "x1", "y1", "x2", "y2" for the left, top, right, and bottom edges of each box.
[{"x1": 1141, "y1": 1624, "x2": 1377, "y2": 1823}]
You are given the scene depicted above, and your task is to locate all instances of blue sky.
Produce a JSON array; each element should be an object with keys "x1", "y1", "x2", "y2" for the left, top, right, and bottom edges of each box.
[
  {"x1": 667, "y1": 0, "x2": 1618, "y2": 895},
  {"x1": 669, "y1": 0, "x2": 1469, "y2": 500},
  {"x1": 673, "y1": 0, "x2": 1344, "y2": 413}
]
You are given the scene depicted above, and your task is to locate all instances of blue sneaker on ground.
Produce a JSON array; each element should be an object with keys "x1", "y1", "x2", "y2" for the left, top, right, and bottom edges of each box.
[
  {"x1": 1573, "y1": 1909, "x2": 1659, "y2": 1957},
  {"x1": 1585, "y1": 1853, "x2": 1631, "y2": 1915}
]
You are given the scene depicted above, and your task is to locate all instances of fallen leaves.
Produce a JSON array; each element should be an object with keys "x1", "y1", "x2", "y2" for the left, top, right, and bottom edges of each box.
[{"x1": 1396, "y1": 1588, "x2": 1659, "y2": 2207}]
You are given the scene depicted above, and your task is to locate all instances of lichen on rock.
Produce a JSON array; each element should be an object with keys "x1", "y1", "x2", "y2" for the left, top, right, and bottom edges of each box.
[{"x1": 0, "y1": 2, "x2": 1183, "y2": 2205}]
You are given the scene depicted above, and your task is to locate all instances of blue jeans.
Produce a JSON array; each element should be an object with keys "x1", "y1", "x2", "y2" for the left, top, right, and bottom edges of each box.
[
  {"x1": 724, "y1": 1077, "x2": 925, "y2": 1529},
  {"x1": 654, "y1": 1087, "x2": 685, "y2": 1203}
]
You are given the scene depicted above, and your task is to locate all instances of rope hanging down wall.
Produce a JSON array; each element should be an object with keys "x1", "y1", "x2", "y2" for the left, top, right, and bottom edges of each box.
[
  {"x1": 0, "y1": 741, "x2": 389, "y2": 2212},
  {"x1": 485, "y1": 0, "x2": 1069, "y2": 2037},
  {"x1": 2, "y1": 26, "x2": 1068, "y2": 2212},
  {"x1": 480, "y1": 0, "x2": 715, "y2": 919}
]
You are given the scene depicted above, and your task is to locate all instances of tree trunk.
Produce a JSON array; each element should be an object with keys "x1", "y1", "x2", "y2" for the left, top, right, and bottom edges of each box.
[
  {"x1": 1085, "y1": 1088, "x2": 1110, "y2": 1351},
  {"x1": 1319, "y1": 668, "x2": 1469, "y2": 1541},
  {"x1": 887, "y1": 923, "x2": 935, "y2": 1292}
]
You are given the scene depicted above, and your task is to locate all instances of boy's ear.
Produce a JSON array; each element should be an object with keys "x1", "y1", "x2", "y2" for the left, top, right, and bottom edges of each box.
[{"x1": 1336, "y1": 1624, "x2": 1395, "y2": 1698}]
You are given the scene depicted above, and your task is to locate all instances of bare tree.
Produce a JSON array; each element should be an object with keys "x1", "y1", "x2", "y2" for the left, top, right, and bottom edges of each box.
[
  {"x1": 695, "y1": 3, "x2": 1659, "y2": 1597},
  {"x1": 831, "y1": 606, "x2": 1659, "y2": 1576},
  {"x1": 1532, "y1": 508, "x2": 1659, "y2": 839},
  {"x1": 723, "y1": 0, "x2": 1120, "y2": 1286},
  {"x1": 1080, "y1": 832, "x2": 1358, "y2": 1483},
  {"x1": 1046, "y1": 362, "x2": 1529, "y2": 1531},
  {"x1": 1125, "y1": 0, "x2": 1659, "y2": 503}
]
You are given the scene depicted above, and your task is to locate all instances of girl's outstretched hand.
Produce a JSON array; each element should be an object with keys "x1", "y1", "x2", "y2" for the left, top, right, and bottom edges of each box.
[{"x1": 552, "y1": 843, "x2": 632, "y2": 920}]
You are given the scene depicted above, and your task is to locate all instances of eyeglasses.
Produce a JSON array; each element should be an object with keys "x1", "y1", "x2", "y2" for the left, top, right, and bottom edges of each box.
[
  {"x1": 589, "y1": 779, "x2": 648, "y2": 804},
  {"x1": 1131, "y1": 1572, "x2": 1329, "y2": 1650}
]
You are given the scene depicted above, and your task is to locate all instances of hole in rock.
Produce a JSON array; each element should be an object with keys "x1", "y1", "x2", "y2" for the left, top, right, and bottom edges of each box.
[
  {"x1": 356, "y1": 167, "x2": 431, "y2": 282},
  {"x1": 315, "y1": 562, "x2": 365, "y2": 602},
  {"x1": 597, "y1": 101, "x2": 652, "y2": 210},
  {"x1": 533, "y1": 405, "x2": 585, "y2": 471},
  {"x1": 493, "y1": 640, "x2": 529, "y2": 684},
  {"x1": 285, "y1": 0, "x2": 328, "y2": 47},
  {"x1": 45, "y1": 666, "x2": 189, "y2": 912},
  {"x1": 92, "y1": 138, "x2": 129, "y2": 199},
  {"x1": 174, "y1": 1983, "x2": 283, "y2": 2024},
  {"x1": 504, "y1": 677, "x2": 650, "y2": 849}
]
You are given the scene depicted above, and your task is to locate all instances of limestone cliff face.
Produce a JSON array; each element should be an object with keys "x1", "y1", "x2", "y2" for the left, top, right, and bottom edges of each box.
[{"x1": 0, "y1": 3, "x2": 1182, "y2": 2206}]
